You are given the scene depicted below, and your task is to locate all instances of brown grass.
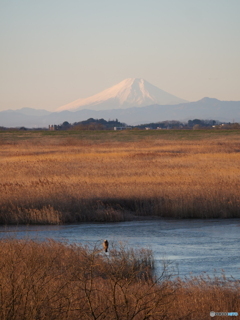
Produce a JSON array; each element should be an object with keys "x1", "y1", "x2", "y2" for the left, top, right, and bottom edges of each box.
[
  {"x1": 0, "y1": 130, "x2": 240, "y2": 224},
  {"x1": 0, "y1": 238, "x2": 239, "y2": 320}
]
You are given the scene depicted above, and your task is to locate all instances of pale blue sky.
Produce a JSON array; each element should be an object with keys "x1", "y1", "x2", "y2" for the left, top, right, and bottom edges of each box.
[{"x1": 0, "y1": 0, "x2": 240, "y2": 111}]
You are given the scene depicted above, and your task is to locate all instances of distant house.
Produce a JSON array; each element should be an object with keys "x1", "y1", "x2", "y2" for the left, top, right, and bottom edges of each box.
[{"x1": 49, "y1": 125, "x2": 55, "y2": 131}]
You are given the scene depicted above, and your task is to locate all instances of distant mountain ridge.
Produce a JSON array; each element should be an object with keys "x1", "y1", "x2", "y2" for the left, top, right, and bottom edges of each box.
[
  {"x1": 57, "y1": 78, "x2": 187, "y2": 111},
  {"x1": 1, "y1": 98, "x2": 240, "y2": 128}
]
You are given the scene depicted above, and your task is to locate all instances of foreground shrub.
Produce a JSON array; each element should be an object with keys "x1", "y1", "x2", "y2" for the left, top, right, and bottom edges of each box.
[
  {"x1": 0, "y1": 239, "x2": 239, "y2": 320},
  {"x1": 0, "y1": 239, "x2": 172, "y2": 320}
]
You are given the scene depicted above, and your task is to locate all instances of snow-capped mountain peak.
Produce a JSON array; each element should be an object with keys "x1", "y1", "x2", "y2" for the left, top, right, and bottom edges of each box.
[{"x1": 56, "y1": 78, "x2": 187, "y2": 111}]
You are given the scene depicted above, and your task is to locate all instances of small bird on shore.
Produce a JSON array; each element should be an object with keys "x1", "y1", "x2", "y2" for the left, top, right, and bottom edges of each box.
[{"x1": 103, "y1": 239, "x2": 109, "y2": 252}]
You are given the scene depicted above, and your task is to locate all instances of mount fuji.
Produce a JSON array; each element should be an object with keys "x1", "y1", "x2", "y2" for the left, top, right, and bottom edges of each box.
[
  {"x1": 2, "y1": 78, "x2": 240, "y2": 128},
  {"x1": 56, "y1": 78, "x2": 187, "y2": 111}
]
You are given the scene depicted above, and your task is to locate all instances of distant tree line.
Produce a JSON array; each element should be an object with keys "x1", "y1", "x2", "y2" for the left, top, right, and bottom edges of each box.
[
  {"x1": 52, "y1": 118, "x2": 127, "y2": 130},
  {"x1": 48, "y1": 118, "x2": 240, "y2": 131},
  {"x1": 136, "y1": 119, "x2": 220, "y2": 129},
  {"x1": 136, "y1": 120, "x2": 184, "y2": 130},
  {"x1": 187, "y1": 119, "x2": 217, "y2": 127},
  {"x1": 1, "y1": 118, "x2": 240, "y2": 131}
]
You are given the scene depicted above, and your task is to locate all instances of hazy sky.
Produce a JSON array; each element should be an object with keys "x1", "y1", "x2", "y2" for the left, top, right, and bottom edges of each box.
[{"x1": 1, "y1": 0, "x2": 240, "y2": 111}]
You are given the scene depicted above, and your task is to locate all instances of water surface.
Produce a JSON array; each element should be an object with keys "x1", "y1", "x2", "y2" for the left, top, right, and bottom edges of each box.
[{"x1": 1, "y1": 219, "x2": 240, "y2": 279}]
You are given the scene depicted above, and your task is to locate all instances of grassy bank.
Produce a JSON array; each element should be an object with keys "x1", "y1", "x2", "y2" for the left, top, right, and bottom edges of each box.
[
  {"x1": 0, "y1": 239, "x2": 238, "y2": 320},
  {"x1": 0, "y1": 130, "x2": 240, "y2": 224}
]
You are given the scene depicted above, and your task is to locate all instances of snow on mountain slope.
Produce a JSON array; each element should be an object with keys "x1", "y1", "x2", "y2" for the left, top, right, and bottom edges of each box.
[{"x1": 57, "y1": 78, "x2": 187, "y2": 111}]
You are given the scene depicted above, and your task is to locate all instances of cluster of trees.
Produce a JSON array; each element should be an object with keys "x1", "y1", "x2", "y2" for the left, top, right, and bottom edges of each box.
[
  {"x1": 187, "y1": 119, "x2": 240, "y2": 129},
  {"x1": 187, "y1": 119, "x2": 217, "y2": 127},
  {"x1": 53, "y1": 118, "x2": 126, "y2": 130},
  {"x1": 136, "y1": 120, "x2": 184, "y2": 130},
  {"x1": 136, "y1": 119, "x2": 219, "y2": 129}
]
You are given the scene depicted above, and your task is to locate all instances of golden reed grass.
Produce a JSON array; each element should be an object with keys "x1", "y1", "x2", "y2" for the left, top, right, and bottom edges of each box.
[
  {"x1": 0, "y1": 239, "x2": 239, "y2": 320},
  {"x1": 0, "y1": 130, "x2": 240, "y2": 224}
]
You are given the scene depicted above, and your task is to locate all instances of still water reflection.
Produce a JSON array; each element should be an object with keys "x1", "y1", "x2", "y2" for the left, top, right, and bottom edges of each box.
[{"x1": 1, "y1": 219, "x2": 240, "y2": 279}]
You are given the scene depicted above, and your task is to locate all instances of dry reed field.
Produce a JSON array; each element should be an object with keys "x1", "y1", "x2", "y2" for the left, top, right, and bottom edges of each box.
[
  {"x1": 0, "y1": 129, "x2": 240, "y2": 224},
  {"x1": 0, "y1": 238, "x2": 239, "y2": 320}
]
